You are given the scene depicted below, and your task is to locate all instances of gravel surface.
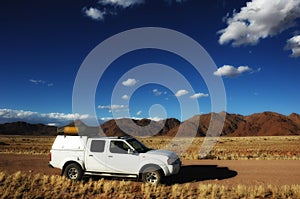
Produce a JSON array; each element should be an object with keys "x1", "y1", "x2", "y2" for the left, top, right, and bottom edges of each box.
[{"x1": 0, "y1": 154, "x2": 299, "y2": 186}]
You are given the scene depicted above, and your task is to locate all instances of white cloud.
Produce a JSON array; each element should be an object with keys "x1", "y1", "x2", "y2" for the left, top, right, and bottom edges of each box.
[
  {"x1": 285, "y1": 35, "x2": 300, "y2": 57},
  {"x1": 175, "y1": 89, "x2": 189, "y2": 97},
  {"x1": 45, "y1": 112, "x2": 90, "y2": 120},
  {"x1": 153, "y1": 89, "x2": 162, "y2": 96},
  {"x1": 148, "y1": 117, "x2": 164, "y2": 121},
  {"x1": 29, "y1": 79, "x2": 53, "y2": 87},
  {"x1": 83, "y1": 1, "x2": 143, "y2": 22},
  {"x1": 101, "y1": 116, "x2": 164, "y2": 122},
  {"x1": 84, "y1": 7, "x2": 106, "y2": 21},
  {"x1": 190, "y1": 93, "x2": 209, "y2": 99},
  {"x1": 100, "y1": 117, "x2": 113, "y2": 121},
  {"x1": 218, "y1": 0, "x2": 300, "y2": 46},
  {"x1": 136, "y1": 110, "x2": 142, "y2": 116},
  {"x1": 98, "y1": 104, "x2": 129, "y2": 112},
  {"x1": 0, "y1": 109, "x2": 91, "y2": 126},
  {"x1": 130, "y1": 116, "x2": 164, "y2": 121},
  {"x1": 122, "y1": 78, "x2": 138, "y2": 87},
  {"x1": 99, "y1": 0, "x2": 186, "y2": 8},
  {"x1": 213, "y1": 65, "x2": 253, "y2": 77},
  {"x1": 99, "y1": 0, "x2": 145, "y2": 8},
  {"x1": 29, "y1": 79, "x2": 45, "y2": 84},
  {"x1": 47, "y1": 123, "x2": 57, "y2": 126},
  {"x1": 122, "y1": 94, "x2": 130, "y2": 100},
  {"x1": 84, "y1": 0, "x2": 189, "y2": 21}
]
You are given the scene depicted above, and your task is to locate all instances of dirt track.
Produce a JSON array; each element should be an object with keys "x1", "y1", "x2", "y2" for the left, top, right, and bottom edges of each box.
[{"x1": 0, "y1": 154, "x2": 299, "y2": 186}]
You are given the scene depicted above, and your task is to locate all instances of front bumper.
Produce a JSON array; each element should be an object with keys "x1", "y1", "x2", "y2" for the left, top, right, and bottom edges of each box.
[{"x1": 166, "y1": 159, "x2": 181, "y2": 176}]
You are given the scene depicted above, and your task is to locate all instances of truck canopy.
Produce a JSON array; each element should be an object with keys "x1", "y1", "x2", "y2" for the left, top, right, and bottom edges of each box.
[{"x1": 51, "y1": 135, "x2": 88, "y2": 150}]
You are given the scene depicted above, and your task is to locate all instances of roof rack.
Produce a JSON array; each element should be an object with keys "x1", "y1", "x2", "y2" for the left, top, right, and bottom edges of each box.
[
  {"x1": 107, "y1": 135, "x2": 132, "y2": 139},
  {"x1": 57, "y1": 126, "x2": 132, "y2": 138}
]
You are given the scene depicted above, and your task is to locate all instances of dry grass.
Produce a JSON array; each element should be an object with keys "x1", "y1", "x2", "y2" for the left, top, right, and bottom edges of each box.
[
  {"x1": 0, "y1": 171, "x2": 299, "y2": 199},
  {"x1": 0, "y1": 135, "x2": 300, "y2": 160},
  {"x1": 140, "y1": 136, "x2": 300, "y2": 160},
  {"x1": 0, "y1": 136, "x2": 54, "y2": 155},
  {"x1": 1, "y1": 136, "x2": 300, "y2": 198}
]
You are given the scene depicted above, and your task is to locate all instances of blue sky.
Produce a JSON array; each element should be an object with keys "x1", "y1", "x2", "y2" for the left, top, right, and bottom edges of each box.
[{"x1": 0, "y1": 0, "x2": 299, "y2": 126}]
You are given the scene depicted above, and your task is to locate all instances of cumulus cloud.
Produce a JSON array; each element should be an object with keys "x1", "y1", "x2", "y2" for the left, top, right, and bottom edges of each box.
[
  {"x1": 285, "y1": 35, "x2": 300, "y2": 57},
  {"x1": 83, "y1": 7, "x2": 106, "y2": 21},
  {"x1": 218, "y1": 0, "x2": 300, "y2": 46},
  {"x1": 0, "y1": 109, "x2": 91, "y2": 126},
  {"x1": 214, "y1": 65, "x2": 253, "y2": 77},
  {"x1": 98, "y1": 0, "x2": 187, "y2": 8},
  {"x1": 153, "y1": 89, "x2": 162, "y2": 96},
  {"x1": 122, "y1": 94, "x2": 130, "y2": 100},
  {"x1": 122, "y1": 78, "x2": 138, "y2": 87},
  {"x1": 98, "y1": 104, "x2": 129, "y2": 112},
  {"x1": 148, "y1": 117, "x2": 164, "y2": 121},
  {"x1": 99, "y1": 0, "x2": 145, "y2": 8},
  {"x1": 84, "y1": 0, "x2": 189, "y2": 21},
  {"x1": 175, "y1": 89, "x2": 189, "y2": 97},
  {"x1": 190, "y1": 93, "x2": 209, "y2": 99},
  {"x1": 83, "y1": 0, "x2": 144, "y2": 21}
]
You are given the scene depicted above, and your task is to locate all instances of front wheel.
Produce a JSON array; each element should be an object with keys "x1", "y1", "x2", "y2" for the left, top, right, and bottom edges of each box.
[
  {"x1": 141, "y1": 167, "x2": 162, "y2": 185},
  {"x1": 63, "y1": 163, "x2": 83, "y2": 181}
]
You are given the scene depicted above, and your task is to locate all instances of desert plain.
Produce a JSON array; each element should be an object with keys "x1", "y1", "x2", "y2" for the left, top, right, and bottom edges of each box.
[{"x1": 0, "y1": 135, "x2": 300, "y2": 198}]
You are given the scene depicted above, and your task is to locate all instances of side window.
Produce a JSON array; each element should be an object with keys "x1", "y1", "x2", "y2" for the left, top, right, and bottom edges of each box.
[
  {"x1": 110, "y1": 141, "x2": 130, "y2": 154},
  {"x1": 90, "y1": 140, "x2": 105, "y2": 153}
]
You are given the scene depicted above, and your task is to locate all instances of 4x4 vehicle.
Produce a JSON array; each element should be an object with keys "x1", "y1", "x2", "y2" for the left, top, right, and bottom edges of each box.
[{"x1": 49, "y1": 132, "x2": 181, "y2": 184}]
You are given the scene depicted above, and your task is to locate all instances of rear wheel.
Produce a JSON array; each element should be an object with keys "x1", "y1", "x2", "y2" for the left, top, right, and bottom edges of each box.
[
  {"x1": 63, "y1": 163, "x2": 83, "y2": 181},
  {"x1": 141, "y1": 167, "x2": 162, "y2": 185}
]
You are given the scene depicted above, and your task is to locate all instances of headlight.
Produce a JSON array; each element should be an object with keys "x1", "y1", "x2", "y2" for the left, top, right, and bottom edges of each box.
[{"x1": 167, "y1": 157, "x2": 177, "y2": 165}]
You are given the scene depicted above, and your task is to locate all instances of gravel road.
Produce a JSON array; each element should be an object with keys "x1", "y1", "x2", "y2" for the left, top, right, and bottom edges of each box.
[{"x1": 0, "y1": 154, "x2": 299, "y2": 186}]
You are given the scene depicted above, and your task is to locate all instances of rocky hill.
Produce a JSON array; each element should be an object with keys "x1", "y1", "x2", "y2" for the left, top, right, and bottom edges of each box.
[
  {"x1": 231, "y1": 112, "x2": 300, "y2": 136},
  {"x1": 166, "y1": 112, "x2": 246, "y2": 137},
  {"x1": 0, "y1": 121, "x2": 57, "y2": 136},
  {"x1": 0, "y1": 112, "x2": 299, "y2": 136},
  {"x1": 167, "y1": 111, "x2": 300, "y2": 137},
  {"x1": 100, "y1": 118, "x2": 181, "y2": 137}
]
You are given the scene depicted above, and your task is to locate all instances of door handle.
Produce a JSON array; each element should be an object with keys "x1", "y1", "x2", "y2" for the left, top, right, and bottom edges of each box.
[
  {"x1": 89, "y1": 155, "x2": 93, "y2": 157},
  {"x1": 108, "y1": 155, "x2": 113, "y2": 158}
]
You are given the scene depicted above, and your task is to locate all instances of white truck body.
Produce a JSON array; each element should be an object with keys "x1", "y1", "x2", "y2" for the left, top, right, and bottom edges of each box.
[{"x1": 49, "y1": 135, "x2": 181, "y2": 184}]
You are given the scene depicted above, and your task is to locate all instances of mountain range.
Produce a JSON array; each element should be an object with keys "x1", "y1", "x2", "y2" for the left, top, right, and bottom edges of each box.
[
  {"x1": 0, "y1": 121, "x2": 57, "y2": 136},
  {"x1": 0, "y1": 112, "x2": 300, "y2": 137}
]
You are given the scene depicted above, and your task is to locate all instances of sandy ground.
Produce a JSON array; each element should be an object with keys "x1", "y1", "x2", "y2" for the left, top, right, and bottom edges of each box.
[{"x1": 0, "y1": 154, "x2": 299, "y2": 186}]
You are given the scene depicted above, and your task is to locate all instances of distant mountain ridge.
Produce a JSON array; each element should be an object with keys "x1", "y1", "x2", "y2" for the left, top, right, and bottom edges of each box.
[
  {"x1": 166, "y1": 112, "x2": 300, "y2": 137},
  {"x1": 0, "y1": 121, "x2": 57, "y2": 136},
  {"x1": 0, "y1": 112, "x2": 300, "y2": 137}
]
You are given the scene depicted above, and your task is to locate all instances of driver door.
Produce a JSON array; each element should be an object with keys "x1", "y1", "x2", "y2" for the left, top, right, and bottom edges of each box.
[{"x1": 106, "y1": 140, "x2": 140, "y2": 174}]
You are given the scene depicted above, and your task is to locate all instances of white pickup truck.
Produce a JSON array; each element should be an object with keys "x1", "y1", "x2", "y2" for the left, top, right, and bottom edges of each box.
[{"x1": 49, "y1": 135, "x2": 181, "y2": 184}]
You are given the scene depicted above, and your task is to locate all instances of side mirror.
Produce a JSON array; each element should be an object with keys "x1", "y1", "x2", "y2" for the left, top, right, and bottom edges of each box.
[{"x1": 128, "y1": 149, "x2": 135, "y2": 154}]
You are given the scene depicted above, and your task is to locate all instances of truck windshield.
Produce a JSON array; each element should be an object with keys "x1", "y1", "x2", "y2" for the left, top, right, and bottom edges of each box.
[{"x1": 127, "y1": 138, "x2": 151, "y2": 153}]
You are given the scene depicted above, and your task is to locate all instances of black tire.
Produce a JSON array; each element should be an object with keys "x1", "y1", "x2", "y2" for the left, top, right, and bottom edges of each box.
[
  {"x1": 141, "y1": 167, "x2": 162, "y2": 185},
  {"x1": 63, "y1": 163, "x2": 83, "y2": 181}
]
